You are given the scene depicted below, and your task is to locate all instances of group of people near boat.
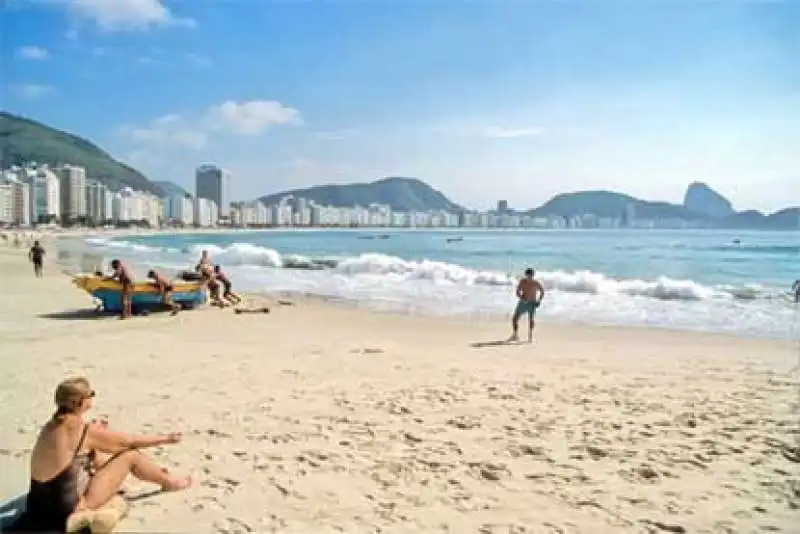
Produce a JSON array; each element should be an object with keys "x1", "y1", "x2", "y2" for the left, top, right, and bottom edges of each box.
[{"x1": 104, "y1": 250, "x2": 241, "y2": 319}]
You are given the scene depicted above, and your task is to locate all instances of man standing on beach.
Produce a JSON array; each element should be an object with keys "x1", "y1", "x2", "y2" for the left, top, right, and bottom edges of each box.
[
  {"x1": 108, "y1": 259, "x2": 134, "y2": 319},
  {"x1": 28, "y1": 240, "x2": 45, "y2": 278},
  {"x1": 510, "y1": 268, "x2": 545, "y2": 343},
  {"x1": 792, "y1": 279, "x2": 800, "y2": 304}
]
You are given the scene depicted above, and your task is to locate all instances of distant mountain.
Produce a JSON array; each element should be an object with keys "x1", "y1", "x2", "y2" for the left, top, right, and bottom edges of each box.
[
  {"x1": 766, "y1": 207, "x2": 800, "y2": 230},
  {"x1": 259, "y1": 177, "x2": 463, "y2": 212},
  {"x1": 528, "y1": 190, "x2": 704, "y2": 221},
  {"x1": 722, "y1": 208, "x2": 800, "y2": 230},
  {"x1": 526, "y1": 188, "x2": 797, "y2": 230},
  {"x1": 683, "y1": 182, "x2": 734, "y2": 218},
  {"x1": 153, "y1": 181, "x2": 188, "y2": 198},
  {"x1": 0, "y1": 111, "x2": 161, "y2": 195}
]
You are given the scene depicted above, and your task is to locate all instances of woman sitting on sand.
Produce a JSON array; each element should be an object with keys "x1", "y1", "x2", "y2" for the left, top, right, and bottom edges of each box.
[{"x1": 9, "y1": 377, "x2": 191, "y2": 532}]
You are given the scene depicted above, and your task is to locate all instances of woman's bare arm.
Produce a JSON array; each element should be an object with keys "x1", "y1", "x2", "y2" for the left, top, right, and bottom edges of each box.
[{"x1": 86, "y1": 422, "x2": 181, "y2": 453}]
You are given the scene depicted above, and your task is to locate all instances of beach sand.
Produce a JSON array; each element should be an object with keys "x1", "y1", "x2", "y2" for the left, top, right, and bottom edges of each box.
[{"x1": 0, "y1": 241, "x2": 798, "y2": 533}]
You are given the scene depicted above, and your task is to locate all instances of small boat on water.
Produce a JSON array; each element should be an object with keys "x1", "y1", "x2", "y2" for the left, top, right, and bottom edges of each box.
[
  {"x1": 72, "y1": 274, "x2": 207, "y2": 313},
  {"x1": 446, "y1": 237, "x2": 464, "y2": 243}
]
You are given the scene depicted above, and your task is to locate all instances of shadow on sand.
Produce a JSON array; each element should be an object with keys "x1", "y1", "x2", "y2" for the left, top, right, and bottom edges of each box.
[
  {"x1": 126, "y1": 489, "x2": 163, "y2": 503},
  {"x1": 470, "y1": 339, "x2": 524, "y2": 348},
  {"x1": 38, "y1": 308, "x2": 113, "y2": 321}
]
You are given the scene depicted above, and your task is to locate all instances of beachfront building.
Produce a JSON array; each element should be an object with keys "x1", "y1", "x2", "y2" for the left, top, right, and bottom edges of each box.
[
  {"x1": 0, "y1": 183, "x2": 13, "y2": 224},
  {"x1": 12, "y1": 181, "x2": 32, "y2": 226},
  {"x1": 238, "y1": 200, "x2": 269, "y2": 226},
  {"x1": 167, "y1": 194, "x2": 195, "y2": 226},
  {"x1": 22, "y1": 166, "x2": 61, "y2": 223},
  {"x1": 55, "y1": 164, "x2": 87, "y2": 222},
  {"x1": 194, "y1": 197, "x2": 218, "y2": 227},
  {"x1": 113, "y1": 187, "x2": 162, "y2": 226},
  {"x1": 0, "y1": 171, "x2": 33, "y2": 225},
  {"x1": 86, "y1": 181, "x2": 113, "y2": 225},
  {"x1": 196, "y1": 164, "x2": 231, "y2": 218}
]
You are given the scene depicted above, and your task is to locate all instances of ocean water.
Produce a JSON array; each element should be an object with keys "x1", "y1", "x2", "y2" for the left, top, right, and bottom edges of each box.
[{"x1": 72, "y1": 229, "x2": 800, "y2": 339}]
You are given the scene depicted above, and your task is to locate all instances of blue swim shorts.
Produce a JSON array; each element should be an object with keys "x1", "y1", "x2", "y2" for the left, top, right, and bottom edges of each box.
[{"x1": 513, "y1": 299, "x2": 539, "y2": 319}]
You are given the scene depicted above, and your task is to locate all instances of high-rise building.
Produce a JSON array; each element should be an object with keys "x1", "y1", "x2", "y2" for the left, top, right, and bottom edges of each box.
[
  {"x1": 87, "y1": 181, "x2": 111, "y2": 224},
  {"x1": 194, "y1": 197, "x2": 218, "y2": 227},
  {"x1": 12, "y1": 181, "x2": 31, "y2": 226},
  {"x1": 28, "y1": 167, "x2": 61, "y2": 223},
  {"x1": 167, "y1": 194, "x2": 194, "y2": 225},
  {"x1": 0, "y1": 184, "x2": 13, "y2": 223},
  {"x1": 55, "y1": 165, "x2": 87, "y2": 221},
  {"x1": 497, "y1": 200, "x2": 509, "y2": 213},
  {"x1": 195, "y1": 164, "x2": 230, "y2": 218}
]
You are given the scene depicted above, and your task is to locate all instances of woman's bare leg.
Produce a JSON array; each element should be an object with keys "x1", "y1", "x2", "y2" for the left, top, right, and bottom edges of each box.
[{"x1": 81, "y1": 450, "x2": 191, "y2": 510}]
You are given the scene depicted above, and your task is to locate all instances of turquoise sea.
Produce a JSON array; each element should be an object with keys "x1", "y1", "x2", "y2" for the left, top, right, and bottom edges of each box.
[{"x1": 76, "y1": 229, "x2": 800, "y2": 339}]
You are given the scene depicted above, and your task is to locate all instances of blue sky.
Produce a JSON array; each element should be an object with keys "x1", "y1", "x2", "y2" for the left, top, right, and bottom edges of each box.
[{"x1": 4, "y1": 0, "x2": 799, "y2": 212}]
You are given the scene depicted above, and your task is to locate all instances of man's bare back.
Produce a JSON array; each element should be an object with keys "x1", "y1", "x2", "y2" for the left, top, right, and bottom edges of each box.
[{"x1": 517, "y1": 277, "x2": 543, "y2": 302}]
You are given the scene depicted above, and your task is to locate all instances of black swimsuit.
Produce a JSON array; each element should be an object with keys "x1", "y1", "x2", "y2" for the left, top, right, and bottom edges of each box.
[{"x1": 8, "y1": 426, "x2": 93, "y2": 532}]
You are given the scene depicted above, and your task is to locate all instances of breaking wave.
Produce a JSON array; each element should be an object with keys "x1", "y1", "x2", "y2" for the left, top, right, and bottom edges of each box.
[{"x1": 83, "y1": 237, "x2": 783, "y2": 303}]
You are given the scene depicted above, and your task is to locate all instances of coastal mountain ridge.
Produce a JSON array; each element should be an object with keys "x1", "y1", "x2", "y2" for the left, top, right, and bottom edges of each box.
[
  {"x1": 0, "y1": 111, "x2": 162, "y2": 195},
  {"x1": 1, "y1": 112, "x2": 796, "y2": 229},
  {"x1": 152, "y1": 181, "x2": 188, "y2": 198},
  {"x1": 259, "y1": 177, "x2": 463, "y2": 213}
]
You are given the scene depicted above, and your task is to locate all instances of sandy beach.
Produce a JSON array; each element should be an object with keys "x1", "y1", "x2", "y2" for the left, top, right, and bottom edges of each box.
[{"x1": 0, "y1": 240, "x2": 798, "y2": 533}]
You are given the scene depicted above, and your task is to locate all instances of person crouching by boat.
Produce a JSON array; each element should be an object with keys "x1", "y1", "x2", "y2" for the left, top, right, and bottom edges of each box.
[
  {"x1": 195, "y1": 258, "x2": 225, "y2": 307},
  {"x1": 214, "y1": 265, "x2": 241, "y2": 305},
  {"x1": 107, "y1": 260, "x2": 133, "y2": 320},
  {"x1": 6, "y1": 377, "x2": 191, "y2": 533},
  {"x1": 147, "y1": 270, "x2": 180, "y2": 314}
]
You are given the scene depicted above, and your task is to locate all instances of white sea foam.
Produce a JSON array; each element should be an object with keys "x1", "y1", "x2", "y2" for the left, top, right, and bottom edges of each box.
[{"x1": 80, "y1": 236, "x2": 798, "y2": 339}]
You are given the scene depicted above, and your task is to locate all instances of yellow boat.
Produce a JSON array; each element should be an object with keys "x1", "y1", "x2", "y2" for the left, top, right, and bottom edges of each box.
[{"x1": 72, "y1": 275, "x2": 207, "y2": 313}]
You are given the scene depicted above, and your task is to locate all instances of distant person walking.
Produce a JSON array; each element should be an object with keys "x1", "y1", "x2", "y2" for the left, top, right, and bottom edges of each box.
[
  {"x1": 509, "y1": 267, "x2": 545, "y2": 343},
  {"x1": 792, "y1": 279, "x2": 800, "y2": 304},
  {"x1": 29, "y1": 240, "x2": 46, "y2": 278}
]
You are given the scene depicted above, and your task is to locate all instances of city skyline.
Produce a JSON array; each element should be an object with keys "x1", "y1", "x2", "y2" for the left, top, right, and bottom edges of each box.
[{"x1": 4, "y1": 1, "x2": 798, "y2": 213}]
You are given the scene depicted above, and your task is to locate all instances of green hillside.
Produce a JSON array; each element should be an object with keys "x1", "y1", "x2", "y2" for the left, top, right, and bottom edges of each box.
[
  {"x1": 153, "y1": 180, "x2": 189, "y2": 198},
  {"x1": 0, "y1": 111, "x2": 161, "y2": 194},
  {"x1": 259, "y1": 177, "x2": 463, "y2": 212}
]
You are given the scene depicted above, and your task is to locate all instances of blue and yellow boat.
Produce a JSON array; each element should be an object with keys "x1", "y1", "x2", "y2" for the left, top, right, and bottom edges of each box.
[{"x1": 72, "y1": 274, "x2": 207, "y2": 313}]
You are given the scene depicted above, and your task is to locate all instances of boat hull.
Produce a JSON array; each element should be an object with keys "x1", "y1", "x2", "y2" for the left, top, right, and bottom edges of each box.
[{"x1": 72, "y1": 275, "x2": 207, "y2": 313}]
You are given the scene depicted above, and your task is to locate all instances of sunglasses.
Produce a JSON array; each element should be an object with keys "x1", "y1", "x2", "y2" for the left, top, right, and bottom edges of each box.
[{"x1": 87, "y1": 390, "x2": 96, "y2": 399}]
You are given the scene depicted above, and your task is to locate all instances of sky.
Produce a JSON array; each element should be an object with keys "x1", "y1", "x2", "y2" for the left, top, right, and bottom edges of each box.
[{"x1": 3, "y1": 0, "x2": 799, "y2": 213}]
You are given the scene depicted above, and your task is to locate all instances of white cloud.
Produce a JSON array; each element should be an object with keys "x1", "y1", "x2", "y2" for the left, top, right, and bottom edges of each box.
[
  {"x1": 119, "y1": 114, "x2": 207, "y2": 150},
  {"x1": 120, "y1": 100, "x2": 302, "y2": 150},
  {"x1": 12, "y1": 83, "x2": 55, "y2": 100},
  {"x1": 484, "y1": 126, "x2": 547, "y2": 139},
  {"x1": 16, "y1": 46, "x2": 49, "y2": 60},
  {"x1": 205, "y1": 100, "x2": 302, "y2": 136},
  {"x1": 65, "y1": 0, "x2": 196, "y2": 31}
]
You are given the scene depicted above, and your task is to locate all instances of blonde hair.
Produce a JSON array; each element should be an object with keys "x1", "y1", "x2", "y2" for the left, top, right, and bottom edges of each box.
[{"x1": 53, "y1": 377, "x2": 93, "y2": 421}]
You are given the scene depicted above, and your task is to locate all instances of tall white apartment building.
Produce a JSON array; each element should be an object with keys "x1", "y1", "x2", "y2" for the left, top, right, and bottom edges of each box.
[
  {"x1": 195, "y1": 164, "x2": 230, "y2": 217},
  {"x1": 86, "y1": 181, "x2": 111, "y2": 224},
  {"x1": 26, "y1": 167, "x2": 61, "y2": 223},
  {"x1": 168, "y1": 195, "x2": 194, "y2": 225},
  {"x1": 239, "y1": 200, "x2": 269, "y2": 225},
  {"x1": 0, "y1": 184, "x2": 13, "y2": 223},
  {"x1": 194, "y1": 197, "x2": 218, "y2": 227},
  {"x1": 55, "y1": 165, "x2": 87, "y2": 221},
  {"x1": 12, "y1": 181, "x2": 31, "y2": 226}
]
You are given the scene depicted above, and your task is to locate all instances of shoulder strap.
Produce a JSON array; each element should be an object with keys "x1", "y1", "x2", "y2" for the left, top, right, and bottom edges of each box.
[{"x1": 74, "y1": 424, "x2": 89, "y2": 456}]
